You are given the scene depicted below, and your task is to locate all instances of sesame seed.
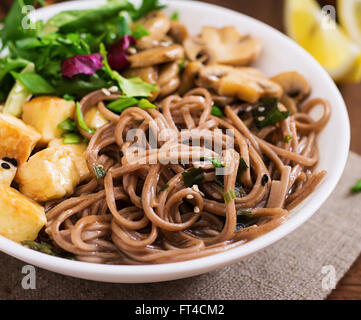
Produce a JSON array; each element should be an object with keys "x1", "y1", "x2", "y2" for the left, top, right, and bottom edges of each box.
[
  {"x1": 258, "y1": 106, "x2": 265, "y2": 112},
  {"x1": 246, "y1": 106, "x2": 253, "y2": 112},
  {"x1": 1, "y1": 162, "x2": 11, "y2": 170},
  {"x1": 108, "y1": 86, "x2": 119, "y2": 93},
  {"x1": 101, "y1": 89, "x2": 111, "y2": 96},
  {"x1": 186, "y1": 194, "x2": 194, "y2": 199},
  {"x1": 194, "y1": 206, "x2": 200, "y2": 213},
  {"x1": 258, "y1": 116, "x2": 265, "y2": 122}
]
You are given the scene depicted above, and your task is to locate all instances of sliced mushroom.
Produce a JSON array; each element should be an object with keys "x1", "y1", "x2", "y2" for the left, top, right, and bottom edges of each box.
[
  {"x1": 122, "y1": 66, "x2": 160, "y2": 101},
  {"x1": 158, "y1": 62, "x2": 181, "y2": 97},
  {"x1": 178, "y1": 61, "x2": 203, "y2": 95},
  {"x1": 201, "y1": 26, "x2": 262, "y2": 66},
  {"x1": 168, "y1": 20, "x2": 189, "y2": 44},
  {"x1": 270, "y1": 72, "x2": 311, "y2": 114},
  {"x1": 183, "y1": 36, "x2": 212, "y2": 64},
  {"x1": 135, "y1": 11, "x2": 171, "y2": 50},
  {"x1": 128, "y1": 44, "x2": 184, "y2": 68},
  {"x1": 195, "y1": 64, "x2": 283, "y2": 103}
]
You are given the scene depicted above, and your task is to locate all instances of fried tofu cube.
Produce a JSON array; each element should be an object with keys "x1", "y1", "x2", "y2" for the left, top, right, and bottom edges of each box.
[
  {"x1": 0, "y1": 158, "x2": 17, "y2": 186},
  {"x1": 16, "y1": 147, "x2": 81, "y2": 202},
  {"x1": 0, "y1": 184, "x2": 46, "y2": 242},
  {"x1": 84, "y1": 106, "x2": 109, "y2": 130},
  {"x1": 48, "y1": 139, "x2": 90, "y2": 181},
  {"x1": 22, "y1": 96, "x2": 75, "y2": 145},
  {"x1": 0, "y1": 113, "x2": 41, "y2": 165}
]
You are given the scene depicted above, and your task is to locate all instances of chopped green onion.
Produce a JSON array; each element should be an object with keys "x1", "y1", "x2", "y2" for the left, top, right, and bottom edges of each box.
[
  {"x1": 138, "y1": 98, "x2": 157, "y2": 110},
  {"x1": 182, "y1": 167, "x2": 205, "y2": 187},
  {"x1": 351, "y1": 178, "x2": 361, "y2": 193},
  {"x1": 93, "y1": 164, "x2": 106, "y2": 179},
  {"x1": 284, "y1": 135, "x2": 293, "y2": 143},
  {"x1": 63, "y1": 94, "x2": 75, "y2": 101},
  {"x1": 62, "y1": 132, "x2": 83, "y2": 144},
  {"x1": 107, "y1": 97, "x2": 139, "y2": 113},
  {"x1": 234, "y1": 185, "x2": 246, "y2": 198},
  {"x1": 211, "y1": 104, "x2": 224, "y2": 117},
  {"x1": 159, "y1": 184, "x2": 169, "y2": 193},
  {"x1": 58, "y1": 117, "x2": 77, "y2": 132},
  {"x1": 206, "y1": 157, "x2": 224, "y2": 168},
  {"x1": 179, "y1": 57, "x2": 186, "y2": 71},
  {"x1": 170, "y1": 11, "x2": 179, "y2": 21},
  {"x1": 10, "y1": 71, "x2": 56, "y2": 95},
  {"x1": 237, "y1": 210, "x2": 253, "y2": 218},
  {"x1": 131, "y1": 23, "x2": 150, "y2": 40},
  {"x1": 252, "y1": 98, "x2": 289, "y2": 129},
  {"x1": 224, "y1": 189, "x2": 236, "y2": 203},
  {"x1": 76, "y1": 102, "x2": 95, "y2": 134},
  {"x1": 21, "y1": 241, "x2": 75, "y2": 259}
]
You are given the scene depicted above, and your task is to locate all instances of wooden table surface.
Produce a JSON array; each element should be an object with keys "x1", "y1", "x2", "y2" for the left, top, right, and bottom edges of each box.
[{"x1": 1, "y1": 0, "x2": 360, "y2": 299}]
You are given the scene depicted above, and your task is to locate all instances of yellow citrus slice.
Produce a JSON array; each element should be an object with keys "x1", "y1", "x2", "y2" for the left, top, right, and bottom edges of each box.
[{"x1": 284, "y1": 0, "x2": 361, "y2": 83}]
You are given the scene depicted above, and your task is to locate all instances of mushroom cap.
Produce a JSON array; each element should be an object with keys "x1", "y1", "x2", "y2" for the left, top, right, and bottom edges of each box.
[
  {"x1": 270, "y1": 71, "x2": 311, "y2": 101},
  {"x1": 128, "y1": 44, "x2": 184, "y2": 68},
  {"x1": 195, "y1": 64, "x2": 283, "y2": 103},
  {"x1": 202, "y1": 26, "x2": 262, "y2": 66},
  {"x1": 135, "y1": 11, "x2": 171, "y2": 50},
  {"x1": 168, "y1": 20, "x2": 189, "y2": 44}
]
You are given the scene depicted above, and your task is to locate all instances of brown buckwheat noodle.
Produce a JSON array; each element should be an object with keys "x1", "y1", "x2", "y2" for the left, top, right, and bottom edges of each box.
[{"x1": 44, "y1": 88, "x2": 330, "y2": 264}]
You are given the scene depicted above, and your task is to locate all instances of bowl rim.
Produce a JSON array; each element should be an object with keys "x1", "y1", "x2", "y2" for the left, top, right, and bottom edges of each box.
[{"x1": 0, "y1": 0, "x2": 350, "y2": 283}]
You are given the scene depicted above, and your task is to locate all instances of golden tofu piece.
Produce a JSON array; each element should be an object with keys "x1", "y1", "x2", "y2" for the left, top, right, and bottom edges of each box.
[
  {"x1": 0, "y1": 113, "x2": 41, "y2": 165},
  {"x1": 17, "y1": 147, "x2": 81, "y2": 202},
  {"x1": 22, "y1": 96, "x2": 75, "y2": 145},
  {"x1": 0, "y1": 158, "x2": 17, "y2": 186},
  {"x1": 48, "y1": 139, "x2": 90, "y2": 181},
  {"x1": 84, "y1": 106, "x2": 109, "y2": 130},
  {"x1": 0, "y1": 184, "x2": 46, "y2": 242}
]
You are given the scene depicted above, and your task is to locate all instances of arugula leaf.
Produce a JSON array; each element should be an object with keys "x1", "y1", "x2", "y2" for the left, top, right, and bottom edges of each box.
[
  {"x1": 44, "y1": 0, "x2": 132, "y2": 33},
  {"x1": 182, "y1": 167, "x2": 205, "y2": 187},
  {"x1": 10, "y1": 71, "x2": 56, "y2": 94},
  {"x1": 63, "y1": 94, "x2": 75, "y2": 101},
  {"x1": 21, "y1": 240, "x2": 75, "y2": 259},
  {"x1": 131, "y1": 23, "x2": 150, "y2": 40},
  {"x1": 138, "y1": 98, "x2": 156, "y2": 110},
  {"x1": 132, "y1": 0, "x2": 166, "y2": 20},
  {"x1": 100, "y1": 42, "x2": 156, "y2": 97},
  {"x1": 252, "y1": 98, "x2": 289, "y2": 129},
  {"x1": 76, "y1": 102, "x2": 95, "y2": 134}
]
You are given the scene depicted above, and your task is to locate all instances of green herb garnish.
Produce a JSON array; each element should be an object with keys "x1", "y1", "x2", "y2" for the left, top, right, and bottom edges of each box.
[
  {"x1": 76, "y1": 102, "x2": 95, "y2": 134},
  {"x1": 284, "y1": 135, "x2": 293, "y2": 143},
  {"x1": 21, "y1": 240, "x2": 75, "y2": 260},
  {"x1": 236, "y1": 158, "x2": 249, "y2": 183},
  {"x1": 93, "y1": 164, "x2": 107, "y2": 179},
  {"x1": 206, "y1": 157, "x2": 224, "y2": 168},
  {"x1": 252, "y1": 98, "x2": 289, "y2": 129},
  {"x1": 131, "y1": 23, "x2": 150, "y2": 39},
  {"x1": 63, "y1": 94, "x2": 75, "y2": 101},
  {"x1": 138, "y1": 98, "x2": 157, "y2": 110},
  {"x1": 170, "y1": 11, "x2": 179, "y2": 21},
  {"x1": 179, "y1": 57, "x2": 186, "y2": 71},
  {"x1": 211, "y1": 104, "x2": 224, "y2": 118},
  {"x1": 159, "y1": 184, "x2": 169, "y2": 193},
  {"x1": 107, "y1": 97, "x2": 139, "y2": 113},
  {"x1": 182, "y1": 167, "x2": 205, "y2": 187},
  {"x1": 10, "y1": 71, "x2": 56, "y2": 94},
  {"x1": 351, "y1": 178, "x2": 361, "y2": 193}
]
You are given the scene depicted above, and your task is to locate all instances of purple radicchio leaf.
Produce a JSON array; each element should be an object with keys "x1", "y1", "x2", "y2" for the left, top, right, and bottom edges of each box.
[
  {"x1": 61, "y1": 53, "x2": 104, "y2": 79},
  {"x1": 107, "y1": 35, "x2": 136, "y2": 71}
]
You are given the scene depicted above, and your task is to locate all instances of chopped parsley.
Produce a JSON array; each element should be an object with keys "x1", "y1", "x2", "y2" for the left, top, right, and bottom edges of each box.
[{"x1": 252, "y1": 98, "x2": 289, "y2": 129}]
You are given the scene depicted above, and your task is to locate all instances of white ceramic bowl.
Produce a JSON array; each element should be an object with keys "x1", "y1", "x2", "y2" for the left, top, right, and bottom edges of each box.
[{"x1": 0, "y1": 0, "x2": 350, "y2": 283}]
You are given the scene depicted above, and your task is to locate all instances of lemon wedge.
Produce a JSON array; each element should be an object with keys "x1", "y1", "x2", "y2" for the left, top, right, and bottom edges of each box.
[
  {"x1": 284, "y1": 0, "x2": 361, "y2": 83},
  {"x1": 338, "y1": 0, "x2": 361, "y2": 46}
]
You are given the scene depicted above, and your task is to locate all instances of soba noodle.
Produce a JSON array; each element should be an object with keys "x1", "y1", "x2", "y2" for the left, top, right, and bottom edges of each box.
[{"x1": 44, "y1": 88, "x2": 331, "y2": 264}]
